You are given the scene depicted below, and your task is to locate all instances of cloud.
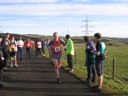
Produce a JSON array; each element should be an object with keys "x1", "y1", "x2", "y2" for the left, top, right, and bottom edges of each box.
[
  {"x1": 0, "y1": 3, "x2": 128, "y2": 17},
  {"x1": 113, "y1": 0, "x2": 128, "y2": 3},
  {"x1": 0, "y1": 0, "x2": 58, "y2": 3}
]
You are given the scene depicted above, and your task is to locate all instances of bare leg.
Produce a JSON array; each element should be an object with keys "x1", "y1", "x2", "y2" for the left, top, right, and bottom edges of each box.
[{"x1": 98, "y1": 75, "x2": 103, "y2": 89}]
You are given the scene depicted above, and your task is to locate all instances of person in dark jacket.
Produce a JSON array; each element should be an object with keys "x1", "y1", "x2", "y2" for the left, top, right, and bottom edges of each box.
[{"x1": 1, "y1": 33, "x2": 10, "y2": 70}]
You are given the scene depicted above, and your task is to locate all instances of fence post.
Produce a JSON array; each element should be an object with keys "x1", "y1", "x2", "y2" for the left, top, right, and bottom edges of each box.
[
  {"x1": 74, "y1": 51, "x2": 76, "y2": 64},
  {"x1": 112, "y1": 58, "x2": 115, "y2": 78}
]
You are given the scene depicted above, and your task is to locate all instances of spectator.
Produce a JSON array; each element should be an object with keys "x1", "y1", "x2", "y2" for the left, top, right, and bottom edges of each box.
[
  {"x1": 83, "y1": 36, "x2": 96, "y2": 83},
  {"x1": 65, "y1": 34, "x2": 74, "y2": 72}
]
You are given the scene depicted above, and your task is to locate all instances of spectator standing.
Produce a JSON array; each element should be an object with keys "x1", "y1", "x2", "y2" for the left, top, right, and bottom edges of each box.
[
  {"x1": 65, "y1": 34, "x2": 74, "y2": 72},
  {"x1": 83, "y1": 36, "x2": 96, "y2": 83},
  {"x1": 1, "y1": 33, "x2": 10, "y2": 70},
  {"x1": 93, "y1": 33, "x2": 107, "y2": 92}
]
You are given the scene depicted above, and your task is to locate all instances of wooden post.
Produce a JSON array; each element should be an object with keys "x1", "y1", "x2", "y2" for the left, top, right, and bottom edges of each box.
[
  {"x1": 112, "y1": 58, "x2": 115, "y2": 78},
  {"x1": 74, "y1": 51, "x2": 76, "y2": 64}
]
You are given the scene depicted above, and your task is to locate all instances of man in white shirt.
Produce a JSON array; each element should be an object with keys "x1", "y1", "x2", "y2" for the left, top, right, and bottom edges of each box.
[{"x1": 17, "y1": 37, "x2": 24, "y2": 61}]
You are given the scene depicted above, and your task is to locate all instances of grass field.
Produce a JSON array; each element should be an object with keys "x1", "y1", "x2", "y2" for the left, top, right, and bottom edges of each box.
[{"x1": 44, "y1": 42, "x2": 128, "y2": 95}]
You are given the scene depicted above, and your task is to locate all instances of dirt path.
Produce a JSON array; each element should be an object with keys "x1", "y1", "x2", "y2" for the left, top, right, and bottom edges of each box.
[{"x1": 0, "y1": 48, "x2": 103, "y2": 96}]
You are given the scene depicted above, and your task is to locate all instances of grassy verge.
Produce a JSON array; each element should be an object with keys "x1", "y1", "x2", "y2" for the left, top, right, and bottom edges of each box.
[{"x1": 44, "y1": 44, "x2": 128, "y2": 96}]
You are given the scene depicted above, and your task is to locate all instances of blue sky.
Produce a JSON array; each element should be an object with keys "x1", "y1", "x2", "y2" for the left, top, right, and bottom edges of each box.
[{"x1": 0, "y1": 0, "x2": 128, "y2": 38}]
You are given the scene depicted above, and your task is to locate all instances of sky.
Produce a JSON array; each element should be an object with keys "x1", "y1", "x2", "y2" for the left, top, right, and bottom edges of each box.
[{"x1": 0, "y1": 0, "x2": 128, "y2": 38}]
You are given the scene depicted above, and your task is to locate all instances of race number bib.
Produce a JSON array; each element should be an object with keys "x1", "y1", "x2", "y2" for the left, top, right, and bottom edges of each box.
[
  {"x1": 27, "y1": 44, "x2": 30, "y2": 47},
  {"x1": 55, "y1": 47, "x2": 60, "y2": 52}
]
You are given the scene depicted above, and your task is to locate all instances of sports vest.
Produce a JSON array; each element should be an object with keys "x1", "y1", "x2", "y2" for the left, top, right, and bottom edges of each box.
[
  {"x1": 10, "y1": 43, "x2": 17, "y2": 52},
  {"x1": 51, "y1": 39, "x2": 62, "y2": 55},
  {"x1": 17, "y1": 40, "x2": 24, "y2": 47},
  {"x1": 100, "y1": 41, "x2": 106, "y2": 55},
  {"x1": 26, "y1": 41, "x2": 32, "y2": 48},
  {"x1": 37, "y1": 42, "x2": 42, "y2": 48}
]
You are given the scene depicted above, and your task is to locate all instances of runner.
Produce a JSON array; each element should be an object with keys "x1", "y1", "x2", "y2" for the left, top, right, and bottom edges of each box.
[
  {"x1": 48, "y1": 32, "x2": 66, "y2": 84},
  {"x1": 9, "y1": 42, "x2": 18, "y2": 67},
  {"x1": 93, "y1": 33, "x2": 107, "y2": 92},
  {"x1": 46, "y1": 39, "x2": 51, "y2": 58},
  {"x1": 35, "y1": 39, "x2": 38, "y2": 56},
  {"x1": 83, "y1": 36, "x2": 96, "y2": 83},
  {"x1": 25, "y1": 38, "x2": 32, "y2": 58},
  {"x1": 10, "y1": 36, "x2": 18, "y2": 67},
  {"x1": 17, "y1": 37, "x2": 24, "y2": 61},
  {"x1": 41, "y1": 38, "x2": 46, "y2": 56},
  {"x1": 36, "y1": 39, "x2": 42, "y2": 57}
]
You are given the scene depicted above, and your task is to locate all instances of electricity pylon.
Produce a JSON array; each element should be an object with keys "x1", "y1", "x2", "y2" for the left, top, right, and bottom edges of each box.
[{"x1": 80, "y1": 15, "x2": 94, "y2": 36}]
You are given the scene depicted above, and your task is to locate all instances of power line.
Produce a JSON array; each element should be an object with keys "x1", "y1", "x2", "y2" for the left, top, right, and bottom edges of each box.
[{"x1": 80, "y1": 15, "x2": 94, "y2": 36}]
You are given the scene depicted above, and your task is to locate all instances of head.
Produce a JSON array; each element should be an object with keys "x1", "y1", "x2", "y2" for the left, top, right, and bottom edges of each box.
[
  {"x1": 11, "y1": 36, "x2": 15, "y2": 40},
  {"x1": 65, "y1": 34, "x2": 70, "y2": 39},
  {"x1": 83, "y1": 36, "x2": 90, "y2": 43},
  {"x1": 42, "y1": 38, "x2": 44, "y2": 41},
  {"x1": 27, "y1": 38, "x2": 30, "y2": 41},
  {"x1": 53, "y1": 32, "x2": 59, "y2": 41},
  {"x1": 94, "y1": 32, "x2": 101, "y2": 40},
  {"x1": 20, "y1": 37, "x2": 22, "y2": 40},
  {"x1": 6, "y1": 33, "x2": 10, "y2": 39}
]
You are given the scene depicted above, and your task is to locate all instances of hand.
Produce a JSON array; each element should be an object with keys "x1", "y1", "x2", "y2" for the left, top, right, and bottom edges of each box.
[
  {"x1": 91, "y1": 50, "x2": 95, "y2": 54},
  {"x1": 1, "y1": 57, "x2": 4, "y2": 60}
]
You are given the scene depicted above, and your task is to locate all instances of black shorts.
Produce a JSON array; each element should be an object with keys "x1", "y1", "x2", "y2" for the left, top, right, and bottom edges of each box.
[{"x1": 10, "y1": 51, "x2": 16, "y2": 57}]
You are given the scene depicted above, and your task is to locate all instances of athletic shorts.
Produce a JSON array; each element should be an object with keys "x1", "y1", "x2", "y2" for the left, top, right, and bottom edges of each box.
[
  {"x1": 52, "y1": 54, "x2": 62, "y2": 60},
  {"x1": 10, "y1": 51, "x2": 16, "y2": 57},
  {"x1": 95, "y1": 60, "x2": 104, "y2": 76}
]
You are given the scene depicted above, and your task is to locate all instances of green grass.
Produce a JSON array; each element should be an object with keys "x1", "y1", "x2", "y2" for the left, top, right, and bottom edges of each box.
[{"x1": 44, "y1": 43, "x2": 128, "y2": 95}]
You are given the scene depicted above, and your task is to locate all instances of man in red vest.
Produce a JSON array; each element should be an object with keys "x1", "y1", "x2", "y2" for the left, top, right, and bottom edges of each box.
[
  {"x1": 48, "y1": 32, "x2": 66, "y2": 84},
  {"x1": 25, "y1": 38, "x2": 32, "y2": 58}
]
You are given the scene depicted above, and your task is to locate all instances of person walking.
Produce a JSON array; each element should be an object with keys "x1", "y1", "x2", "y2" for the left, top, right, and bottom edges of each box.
[
  {"x1": 83, "y1": 36, "x2": 96, "y2": 83},
  {"x1": 48, "y1": 32, "x2": 66, "y2": 84},
  {"x1": 65, "y1": 34, "x2": 74, "y2": 72},
  {"x1": 93, "y1": 33, "x2": 107, "y2": 92},
  {"x1": 17, "y1": 37, "x2": 24, "y2": 61}
]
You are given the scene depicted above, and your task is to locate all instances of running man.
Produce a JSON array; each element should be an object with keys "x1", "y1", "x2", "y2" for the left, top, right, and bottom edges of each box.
[
  {"x1": 48, "y1": 32, "x2": 66, "y2": 84},
  {"x1": 9, "y1": 42, "x2": 18, "y2": 67},
  {"x1": 41, "y1": 38, "x2": 46, "y2": 56},
  {"x1": 25, "y1": 38, "x2": 32, "y2": 58},
  {"x1": 36, "y1": 39, "x2": 42, "y2": 57},
  {"x1": 17, "y1": 37, "x2": 24, "y2": 61},
  {"x1": 10, "y1": 36, "x2": 18, "y2": 67}
]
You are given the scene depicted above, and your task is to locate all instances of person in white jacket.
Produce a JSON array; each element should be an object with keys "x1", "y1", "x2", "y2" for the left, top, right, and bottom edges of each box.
[{"x1": 17, "y1": 37, "x2": 24, "y2": 61}]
